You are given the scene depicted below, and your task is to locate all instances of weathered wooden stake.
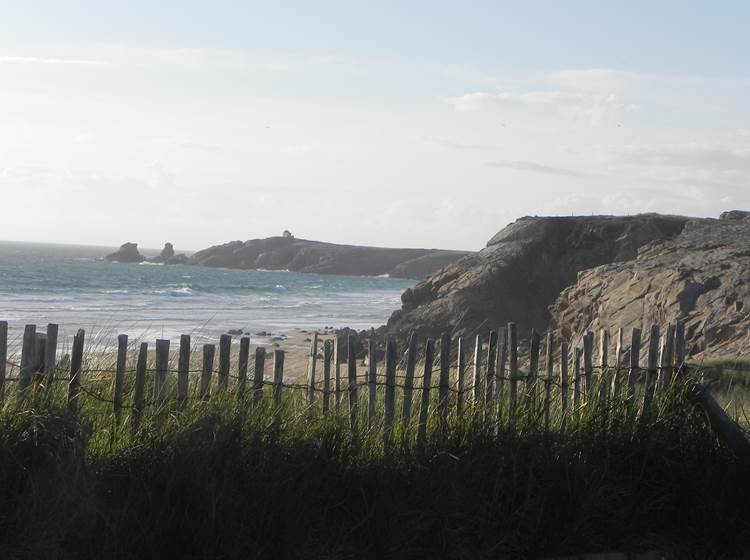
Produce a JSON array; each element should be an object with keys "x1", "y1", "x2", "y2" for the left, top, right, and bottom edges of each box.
[
  {"x1": 131, "y1": 342, "x2": 148, "y2": 434},
  {"x1": 611, "y1": 328, "x2": 624, "y2": 396},
  {"x1": 0, "y1": 321, "x2": 7, "y2": 400},
  {"x1": 367, "y1": 339, "x2": 377, "y2": 426},
  {"x1": 384, "y1": 339, "x2": 397, "y2": 448},
  {"x1": 642, "y1": 324, "x2": 660, "y2": 410},
  {"x1": 508, "y1": 323, "x2": 519, "y2": 415},
  {"x1": 416, "y1": 339, "x2": 434, "y2": 449},
  {"x1": 333, "y1": 336, "x2": 342, "y2": 413},
  {"x1": 113, "y1": 334, "x2": 128, "y2": 424},
  {"x1": 18, "y1": 324, "x2": 36, "y2": 392},
  {"x1": 272, "y1": 349, "x2": 284, "y2": 409},
  {"x1": 401, "y1": 332, "x2": 418, "y2": 430},
  {"x1": 583, "y1": 331, "x2": 594, "y2": 399},
  {"x1": 472, "y1": 334, "x2": 483, "y2": 408},
  {"x1": 67, "y1": 329, "x2": 85, "y2": 415},
  {"x1": 200, "y1": 344, "x2": 215, "y2": 401},
  {"x1": 544, "y1": 332, "x2": 554, "y2": 430},
  {"x1": 658, "y1": 324, "x2": 676, "y2": 390},
  {"x1": 560, "y1": 342, "x2": 569, "y2": 416},
  {"x1": 154, "y1": 339, "x2": 170, "y2": 412},
  {"x1": 627, "y1": 328, "x2": 642, "y2": 398},
  {"x1": 573, "y1": 347, "x2": 582, "y2": 410},
  {"x1": 456, "y1": 337, "x2": 466, "y2": 417},
  {"x1": 484, "y1": 330, "x2": 498, "y2": 412},
  {"x1": 307, "y1": 332, "x2": 318, "y2": 407},
  {"x1": 218, "y1": 334, "x2": 231, "y2": 392},
  {"x1": 347, "y1": 335, "x2": 358, "y2": 431},
  {"x1": 527, "y1": 329, "x2": 541, "y2": 406},
  {"x1": 33, "y1": 333, "x2": 46, "y2": 380},
  {"x1": 238, "y1": 336, "x2": 250, "y2": 399},
  {"x1": 253, "y1": 347, "x2": 266, "y2": 407},
  {"x1": 598, "y1": 328, "x2": 609, "y2": 404},
  {"x1": 438, "y1": 333, "x2": 451, "y2": 422},
  {"x1": 496, "y1": 327, "x2": 507, "y2": 415},
  {"x1": 322, "y1": 340, "x2": 332, "y2": 414},
  {"x1": 177, "y1": 335, "x2": 190, "y2": 411},
  {"x1": 44, "y1": 323, "x2": 58, "y2": 383},
  {"x1": 674, "y1": 321, "x2": 687, "y2": 379}
]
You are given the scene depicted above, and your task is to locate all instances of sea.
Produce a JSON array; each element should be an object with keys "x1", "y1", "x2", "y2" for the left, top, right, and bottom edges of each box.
[{"x1": 0, "y1": 241, "x2": 414, "y2": 350}]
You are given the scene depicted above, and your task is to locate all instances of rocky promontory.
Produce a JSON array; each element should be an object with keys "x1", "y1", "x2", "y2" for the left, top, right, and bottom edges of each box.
[
  {"x1": 104, "y1": 243, "x2": 188, "y2": 265},
  {"x1": 187, "y1": 236, "x2": 471, "y2": 279}
]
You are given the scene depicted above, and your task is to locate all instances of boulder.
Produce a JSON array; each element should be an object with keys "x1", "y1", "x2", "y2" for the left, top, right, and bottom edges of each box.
[{"x1": 104, "y1": 243, "x2": 145, "y2": 263}]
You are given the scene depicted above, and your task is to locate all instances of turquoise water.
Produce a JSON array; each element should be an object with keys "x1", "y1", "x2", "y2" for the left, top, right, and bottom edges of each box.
[{"x1": 0, "y1": 241, "x2": 413, "y2": 346}]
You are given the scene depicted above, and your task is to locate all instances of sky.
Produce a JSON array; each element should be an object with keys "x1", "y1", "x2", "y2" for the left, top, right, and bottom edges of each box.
[{"x1": 1, "y1": 1, "x2": 749, "y2": 251}]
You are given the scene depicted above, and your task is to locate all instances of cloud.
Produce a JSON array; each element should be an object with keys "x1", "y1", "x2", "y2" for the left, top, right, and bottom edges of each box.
[
  {"x1": 447, "y1": 89, "x2": 633, "y2": 125},
  {"x1": 486, "y1": 160, "x2": 583, "y2": 177},
  {"x1": 610, "y1": 143, "x2": 750, "y2": 170},
  {"x1": 425, "y1": 136, "x2": 499, "y2": 151},
  {"x1": 0, "y1": 56, "x2": 107, "y2": 65}
]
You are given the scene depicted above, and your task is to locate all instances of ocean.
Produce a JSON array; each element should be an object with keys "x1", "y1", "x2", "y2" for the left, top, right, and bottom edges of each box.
[{"x1": 0, "y1": 241, "x2": 414, "y2": 348}]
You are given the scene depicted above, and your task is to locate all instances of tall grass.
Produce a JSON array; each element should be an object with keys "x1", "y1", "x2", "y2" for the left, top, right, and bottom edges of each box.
[{"x1": 1, "y1": 370, "x2": 749, "y2": 559}]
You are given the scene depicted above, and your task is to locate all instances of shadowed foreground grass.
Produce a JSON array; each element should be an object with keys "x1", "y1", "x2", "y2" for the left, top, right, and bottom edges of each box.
[{"x1": 1, "y1": 386, "x2": 749, "y2": 559}]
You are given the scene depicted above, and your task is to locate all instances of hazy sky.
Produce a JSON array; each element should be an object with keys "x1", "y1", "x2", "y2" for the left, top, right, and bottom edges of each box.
[{"x1": 1, "y1": 1, "x2": 749, "y2": 251}]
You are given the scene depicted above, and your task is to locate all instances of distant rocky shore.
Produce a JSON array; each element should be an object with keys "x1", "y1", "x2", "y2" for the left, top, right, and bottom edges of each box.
[{"x1": 104, "y1": 233, "x2": 472, "y2": 280}]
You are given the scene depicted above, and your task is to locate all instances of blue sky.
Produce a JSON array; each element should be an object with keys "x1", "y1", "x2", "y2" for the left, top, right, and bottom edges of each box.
[{"x1": 1, "y1": 1, "x2": 749, "y2": 249}]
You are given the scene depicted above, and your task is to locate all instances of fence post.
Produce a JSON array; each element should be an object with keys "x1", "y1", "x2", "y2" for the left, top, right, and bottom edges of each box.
[
  {"x1": 347, "y1": 335, "x2": 358, "y2": 431},
  {"x1": 367, "y1": 339, "x2": 377, "y2": 426},
  {"x1": 0, "y1": 321, "x2": 7, "y2": 401},
  {"x1": 627, "y1": 328, "x2": 642, "y2": 398},
  {"x1": 177, "y1": 335, "x2": 190, "y2": 411},
  {"x1": 113, "y1": 334, "x2": 128, "y2": 424},
  {"x1": 573, "y1": 347, "x2": 582, "y2": 410},
  {"x1": 253, "y1": 347, "x2": 266, "y2": 407},
  {"x1": 67, "y1": 329, "x2": 85, "y2": 415},
  {"x1": 272, "y1": 349, "x2": 284, "y2": 409},
  {"x1": 674, "y1": 321, "x2": 687, "y2": 379},
  {"x1": 384, "y1": 339, "x2": 397, "y2": 449},
  {"x1": 583, "y1": 331, "x2": 594, "y2": 399},
  {"x1": 18, "y1": 324, "x2": 36, "y2": 393},
  {"x1": 508, "y1": 323, "x2": 519, "y2": 416},
  {"x1": 238, "y1": 336, "x2": 250, "y2": 399},
  {"x1": 643, "y1": 324, "x2": 660, "y2": 411},
  {"x1": 417, "y1": 339, "x2": 435, "y2": 450},
  {"x1": 560, "y1": 342, "x2": 569, "y2": 418},
  {"x1": 307, "y1": 332, "x2": 318, "y2": 408},
  {"x1": 598, "y1": 328, "x2": 609, "y2": 404},
  {"x1": 527, "y1": 329, "x2": 541, "y2": 407},
  {"x1": 33, "y1": 333, "x2": 46, "y2": 381},
  {"x1": 658, "y1": 324, "x2": 676, "y2": 390},
  {"x1": 472, "y1": 334, "x2": 483, "y2": 409},
  {"x1": 438, "y1": 333, "x2": 451, "y2": 422},
  {"x1": 333, "y1": 336, "x2": 342, "y2": 413},
  {"x1": 496, "y1": 327, "x2": 507, "y2": 417},
  {"x1": 218, "y1": 334, "x2": 231, "y2": 393},
  {"x1": 456, "y1": 337, "x2": 466, "y2": 418},
  {"x1": 323, "y1": 340, "x2": 332, "y2": 414},
  {"x1": 200, "y1": 344, "x2": 215, "y2": 401},
  {"x1": 544, "y1": 332, "x2": 554, "y2": 430},
  {"x1": 44, "y1": 323, "x2": 58, "y2": 384},
  {"x1": 611, "y1": 328, "x2": 624, "y2": 396},
  {"x1": 401, "y1": 332, "x2": 417, "y2": 431},
  {"x1": 154, "y1": 339, "x2": 170, "y2": 415},
  {"x1": 132, "y1": 342, "x2": 148, "y2": 434},
  {"x1": 484, "y1": 330, "x2": 498, "y2": 412}
]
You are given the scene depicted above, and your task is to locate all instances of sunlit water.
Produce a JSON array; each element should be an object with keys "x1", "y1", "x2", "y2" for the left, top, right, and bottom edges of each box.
[{"x1": 0, "y1": 241, "x2": 414, "y2": 348}]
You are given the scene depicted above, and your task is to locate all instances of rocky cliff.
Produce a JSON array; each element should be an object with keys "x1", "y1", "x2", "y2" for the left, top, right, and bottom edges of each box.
[
  {"x1": 384, "y1": 214, "x2": 694, "y2": 339},
  {"x1": 187, "y1": 237, "x2": 471, "y2": 279},
  {"x1": 549, "y1": 213, "x2": 750, "y2": 359}
]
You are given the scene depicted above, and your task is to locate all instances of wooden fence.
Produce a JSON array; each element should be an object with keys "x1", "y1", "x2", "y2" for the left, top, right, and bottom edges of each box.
[{"x1": 0, "y1": 320, "x2": 705, "y2": 437}]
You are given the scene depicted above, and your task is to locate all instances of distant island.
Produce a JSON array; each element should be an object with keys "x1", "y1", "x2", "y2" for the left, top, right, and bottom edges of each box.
[{"x1": 104, "y1": 232, "x2": 473, "y2": 280}]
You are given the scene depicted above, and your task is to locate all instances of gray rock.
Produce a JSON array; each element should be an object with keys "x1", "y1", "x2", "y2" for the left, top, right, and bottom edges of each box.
[{"x1": 104, "y1": 243, "x2": 145, "y2": 263}]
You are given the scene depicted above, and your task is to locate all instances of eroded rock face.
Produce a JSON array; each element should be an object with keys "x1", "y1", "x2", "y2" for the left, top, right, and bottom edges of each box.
[
  {"x1": 104, "y1": 243, "x2": 145, "y2": 263},
  {"x1": 187, "y1": 237, "x2": 471, "y2": 279},
  {"x1": 384, "y1": 214, "x2": 693, "y2": 339},
  {"x1": 548, "y1": 217, "x2": 750, "y2": 359}
]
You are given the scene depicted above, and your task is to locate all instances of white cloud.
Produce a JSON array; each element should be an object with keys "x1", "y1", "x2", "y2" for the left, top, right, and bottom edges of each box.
[
  {"x1": 486, "y1": 160, "x2": 583, "y2": 177},
  {"x1": 0, "y1": 55, "x2": 107, "y2": 65}
]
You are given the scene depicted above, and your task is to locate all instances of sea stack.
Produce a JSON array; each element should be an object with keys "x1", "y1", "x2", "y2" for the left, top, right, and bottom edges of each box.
[{"x1": 104, "y1": 242, "x2": 145, "y2": 263}]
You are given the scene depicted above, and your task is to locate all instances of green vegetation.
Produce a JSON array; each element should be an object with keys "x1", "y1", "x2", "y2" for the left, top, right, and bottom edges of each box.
[{"x1": 1, "y1": 370, "x2": 749, "y2": 559}]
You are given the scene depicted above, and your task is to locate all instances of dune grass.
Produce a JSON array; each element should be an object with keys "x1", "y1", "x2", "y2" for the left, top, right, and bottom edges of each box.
[{"x1": 1, "y1": 369, "x2": 749, "y2": 560}]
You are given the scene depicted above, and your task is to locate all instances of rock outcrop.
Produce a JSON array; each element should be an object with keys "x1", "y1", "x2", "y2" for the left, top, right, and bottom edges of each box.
[
  {"x1": 150, "y1": 243, "x2": 189, "y2": 265},
  {"x1": 104, "y1": 242, "x2": 145, "y2": 263},
  {"x1": 187, "y1": 237, "x2": 471, "y2": 280},
  {"x1": 549, "y1": 214, "x2": 750, "y2": 359},
  {"x1": 384, "y1": 214, "x2": 694, "y2": 339}
]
